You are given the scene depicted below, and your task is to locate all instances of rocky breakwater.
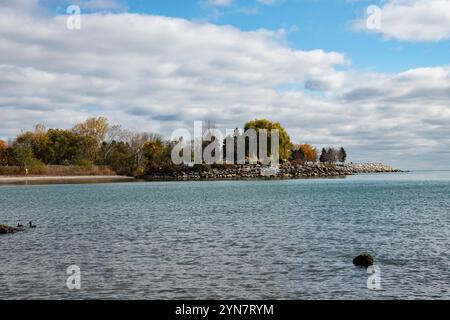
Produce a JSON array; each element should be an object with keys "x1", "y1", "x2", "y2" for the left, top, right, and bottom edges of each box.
[
  {"x1": 347, "y1": 163, "x2": 400, "y2": 173},
  {"x1": 142, "y1": 162, "x2": 401, "y2": 181}
]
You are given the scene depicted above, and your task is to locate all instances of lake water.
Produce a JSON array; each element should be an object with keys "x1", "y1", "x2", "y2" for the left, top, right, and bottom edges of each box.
[{"x1": 1, "y1": 171, "x2": 449, "y2": 299}]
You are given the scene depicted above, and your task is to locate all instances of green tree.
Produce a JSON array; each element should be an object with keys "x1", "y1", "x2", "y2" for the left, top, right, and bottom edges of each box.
[
  {"x1": 10, "y1": 143, "x2": 35, "y2": 167},
  {"x1": 143, "y1": 134, "x2": 165, "y2": 165},
  {"x1": 103, "y1": 141, "x2": 135, "y2": 176},
  {"x1": 9, "y1": 143, "x2": 46, "y2": 173},
  {"x1": 142, "y1": 134, "x2": 175, "y2": 173},
  {"x1": 101, "y1": 131, "x2": 150, "y2": 176},
  {"x1": 46, "y1": 129, "x2": 84, "y2": 164},
  {"x1": 244, "y1": 119, "x2": 293, "y2": 161},
  {"x1": 14, "y1": 124, "x2": 52, "y2": 163}
]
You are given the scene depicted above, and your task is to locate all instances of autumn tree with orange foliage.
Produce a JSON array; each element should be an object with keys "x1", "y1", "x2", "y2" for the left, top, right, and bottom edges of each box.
[
  {"x1": 291, "y1": 143, "x2": 318, "y2": 164},
  {"x1": 299, "y1": 144, "x2": 318, "y2": 163},
  {"x1": 0, "y1": 140, "x2": 8, "y2": 165}
]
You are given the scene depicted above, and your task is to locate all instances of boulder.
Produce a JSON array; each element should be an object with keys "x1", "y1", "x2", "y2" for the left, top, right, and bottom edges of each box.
[
  {"x1": 0, "y1": 224, "x2": 21, "y2": 234},
  {"x1": 353, "y1": 253, "x2": 374, "y2": 268}
]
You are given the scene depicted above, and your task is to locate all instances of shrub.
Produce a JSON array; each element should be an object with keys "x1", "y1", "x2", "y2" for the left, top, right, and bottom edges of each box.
[
  {"x1": 0, "y1": 166, "x2": 23, "y2": 175},
  {"x1": 28, "y1": 159, "x2": 48, "y2": 174},
  {"x1": 72, "y1": 158, "x2": 94, "y2": 168}
]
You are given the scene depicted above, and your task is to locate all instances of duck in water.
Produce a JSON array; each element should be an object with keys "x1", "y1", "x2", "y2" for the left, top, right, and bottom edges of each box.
[
  {"x1": 17, "y1": 223, "x2": 23, "y2": 228},
  {"x1": 28, "y1": 221, "x2": 36, "y2": 228}
]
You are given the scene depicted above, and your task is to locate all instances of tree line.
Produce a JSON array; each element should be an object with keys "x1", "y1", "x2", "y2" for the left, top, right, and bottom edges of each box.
[
  {"x1": 0, "y1": 118, "x2": 154, "y2": 175},
  {"x1": 0, "y1": 117, "x2": 348, "y2": 176}
]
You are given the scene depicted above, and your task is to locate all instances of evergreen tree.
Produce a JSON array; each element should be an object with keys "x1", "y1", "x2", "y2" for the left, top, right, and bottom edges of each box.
[
  {"x1": 319, "y1": 148, "x2": 327, "y2": 163},
  {"x1": 338, "y1": 147, "x2": 347, "y2": 163},
  {"x1": 325, "y1": 148, "x2": 337, "y2": 163}
]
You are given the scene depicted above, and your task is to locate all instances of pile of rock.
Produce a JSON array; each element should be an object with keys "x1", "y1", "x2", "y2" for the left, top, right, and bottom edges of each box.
[
  {"x1": 142, "y1": 162, "x2": 401, "y2": 181},
  {"x1": 346, "y1": 163, "x2": 400, "y2": 173},
  {"x1": 0, "y1": 224, "x2": 21, "y2": 234}
]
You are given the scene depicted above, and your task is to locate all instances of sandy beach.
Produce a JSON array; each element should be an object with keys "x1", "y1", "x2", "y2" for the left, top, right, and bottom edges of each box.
[{"x1": 0, "y1": 175, "x2": 135, "y2": 183}]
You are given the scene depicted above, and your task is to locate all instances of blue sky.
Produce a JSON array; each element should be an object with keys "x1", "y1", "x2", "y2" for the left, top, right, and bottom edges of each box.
[{"x1": 1, "y1": 0, "x2": 450, "y2": 169}]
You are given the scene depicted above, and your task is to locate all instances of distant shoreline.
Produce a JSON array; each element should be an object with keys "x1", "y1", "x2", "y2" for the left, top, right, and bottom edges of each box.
[{"x1": 0, "y1": 163, "x2": 404, "y2": 184}]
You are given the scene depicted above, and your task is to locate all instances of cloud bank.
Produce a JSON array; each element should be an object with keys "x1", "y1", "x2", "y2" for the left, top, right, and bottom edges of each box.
[
  {"x1": 358, "y1": 0, "x2": 450, "y2": 42},
  {"x1": 0, "y1": 1, "x2": 449, "y2": 169}
]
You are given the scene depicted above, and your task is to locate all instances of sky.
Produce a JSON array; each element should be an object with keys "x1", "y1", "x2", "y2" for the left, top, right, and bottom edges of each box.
[{"x1": 0, "y1": 0, "x2": 450, "y2": 169}]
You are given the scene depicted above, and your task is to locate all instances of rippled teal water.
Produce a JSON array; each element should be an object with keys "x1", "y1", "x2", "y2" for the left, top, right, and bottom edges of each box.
[{"x1": 1, "y1": 172, "x2": 449, "y2": 299}]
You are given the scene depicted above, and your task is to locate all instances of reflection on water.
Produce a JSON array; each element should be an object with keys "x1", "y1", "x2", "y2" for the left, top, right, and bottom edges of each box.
[{"x1": 0, "y1": 171, "x2": 449, "y2": 299}]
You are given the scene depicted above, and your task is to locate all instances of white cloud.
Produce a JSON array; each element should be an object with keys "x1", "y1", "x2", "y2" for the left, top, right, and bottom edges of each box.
[
  {"x1": 0, "y1": 8, "x2": 345, "y2": 134},
  {"x1": 0, "y1": 0, "x2": 40, "y2": 16},
  {"x1": 357, "y1": 0, "x2": 450, "y2": 42}
]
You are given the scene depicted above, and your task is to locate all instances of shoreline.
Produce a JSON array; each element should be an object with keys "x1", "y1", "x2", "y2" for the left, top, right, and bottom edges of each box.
[
  {"x1": 0, "y1": 163, "x2": 403, "y2": 184},
  {"x1": 0, "y1": 175, "x2": 135, "y2": 184},
  {"x1": 140, "y1": 163, "x2": 402, "y2": 181}
]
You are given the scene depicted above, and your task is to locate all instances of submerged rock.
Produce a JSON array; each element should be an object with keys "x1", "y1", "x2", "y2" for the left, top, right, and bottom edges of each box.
[
  {"x1": 0, "y1": 224, "x2": 22, "y2": 234},
  {"x1": 353, "y1": 253, "x2": 374, "y2": 268}
]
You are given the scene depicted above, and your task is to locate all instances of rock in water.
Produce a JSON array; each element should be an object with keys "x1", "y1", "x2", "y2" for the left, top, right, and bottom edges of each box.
[
  {"x1": 353, "y1": 253, "x2": 374, "y2": 268},
  {"x1": 0, "y1": 224, "x2": 21, "y2": 234}
]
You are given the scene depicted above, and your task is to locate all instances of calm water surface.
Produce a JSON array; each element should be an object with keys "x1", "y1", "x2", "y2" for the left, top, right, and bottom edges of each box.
[{"x1": 0, "y1": 171, "x2": 449, "y2": 299}]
